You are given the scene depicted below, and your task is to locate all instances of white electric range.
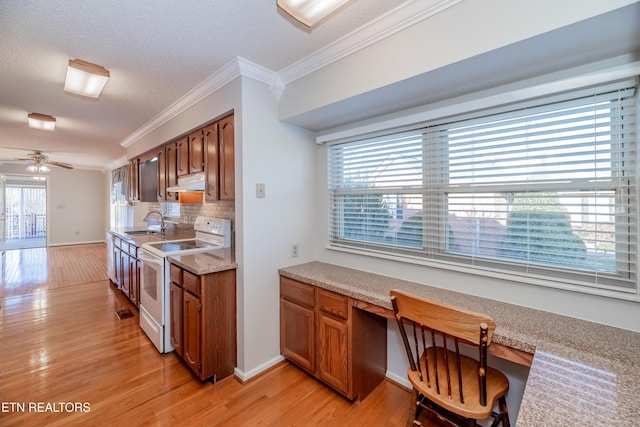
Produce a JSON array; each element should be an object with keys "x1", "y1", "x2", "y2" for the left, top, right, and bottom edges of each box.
[{"x1": 138, "y1": 216, "x2": 231, "y2": 353}]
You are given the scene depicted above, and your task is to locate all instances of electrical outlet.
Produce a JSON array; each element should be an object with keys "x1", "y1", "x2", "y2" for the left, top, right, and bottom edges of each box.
[{"x1": 291, "y1": 243, "x2": 299, "y2": 258}]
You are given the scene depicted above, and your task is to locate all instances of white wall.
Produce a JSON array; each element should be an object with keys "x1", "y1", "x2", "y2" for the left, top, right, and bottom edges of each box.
[
  {"x1": 237, "y1": 77, "x2": 317, "y2": 376},
  {"x1": 279, "y1": 0, "x2": 636, "y2": 122},
  {"x1": 0, "y1": 163, "x2": 107, "y2": 245}
]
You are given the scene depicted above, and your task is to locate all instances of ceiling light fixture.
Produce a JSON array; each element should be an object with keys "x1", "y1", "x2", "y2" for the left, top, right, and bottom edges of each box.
[
  {"x1": 27, "y1": 113, "x2": 56, "y2": 131},
  {"x1": 26, "y1": 162, "x2": 50, "y2": 174},
  {"x1": 64, "y1": 58, "x2": 110, "y2": 98},
  {"x1": 277, "y1": 0, "x2": 352, "y2": 28}
]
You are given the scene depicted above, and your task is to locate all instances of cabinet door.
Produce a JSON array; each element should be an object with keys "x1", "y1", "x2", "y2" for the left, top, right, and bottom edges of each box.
[
  {"x1": 280, "y1": 298, "x2": 315, "y2": 374},
  {"x1": 157, "y1": 147, "x2": 166, "y2": 201},
  {"x1": 120, "y1": 250, "x2": 130, "y2": 297},
  {"x1": 183, "y1": 291, "x2": 202, "y2": 376},
  {"x1": 165, "y1": 142, "x2": 178, "y2": 201},
  {"x1": 113, "y1": 245, "x2": 122, "y2": 287},
  {"x1": 128, "y1": 255, "x2": 138, "y2": 306},
  {"x1": 177, "y1": 136, "x2": 189, "y2": 176},
  {"x1": 203, "y1": 123, "x2": 219, "y2": 202},
  {"x1": 189, "y1": 130, "x2": 204, "y2": 174},
  {"x1": 170, "y1": 283, "x2": 183, "y2": 357},
  {"x1": 218, "y1": 114, "x2": 235, "y2": 200},
  {"x1": 317, "y1": 314, "x2": 350, "y2": 396},
  {"x1": 128, "y1": 159, "x2": 139, "y2": 202}
]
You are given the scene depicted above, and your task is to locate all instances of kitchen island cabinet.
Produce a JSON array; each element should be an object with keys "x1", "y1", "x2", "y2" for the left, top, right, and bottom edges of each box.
[
  {"x1": 280, "y1": 276, "x2": 387, "y2": 401},
  {"x1": 169, "y1": 262, "x2": 236, "y2": 382}
]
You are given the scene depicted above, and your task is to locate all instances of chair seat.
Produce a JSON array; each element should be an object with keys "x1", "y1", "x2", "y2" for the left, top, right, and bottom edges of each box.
[{"x1": 407, "y1": 346, "x2": 509, "y2": 420}]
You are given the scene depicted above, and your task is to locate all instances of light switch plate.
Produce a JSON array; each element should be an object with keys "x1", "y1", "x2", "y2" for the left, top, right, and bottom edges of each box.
[{"x1": 256, "y1": 183, "x2": 265, "y2": 198}]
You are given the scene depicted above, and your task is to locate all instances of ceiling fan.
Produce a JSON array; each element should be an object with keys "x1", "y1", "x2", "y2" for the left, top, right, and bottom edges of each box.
[{"x1": 16, "y1": 150, "x2": 74, "y2": 172}]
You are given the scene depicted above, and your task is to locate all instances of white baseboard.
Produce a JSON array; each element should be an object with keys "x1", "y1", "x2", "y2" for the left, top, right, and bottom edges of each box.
[
  {"x1": 49, "y1": 240, "x2": 105, "y2": 247},
  {"x1": 234, "y1": 355, "x2": 285, "y2": 382},
  {"x1": 385, "y1": 370, "x2": 411, "y2": 389}
]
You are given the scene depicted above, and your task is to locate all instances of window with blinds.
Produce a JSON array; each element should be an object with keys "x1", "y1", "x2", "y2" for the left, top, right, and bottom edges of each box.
[{"x1": 328, "y1": 82, "x2": 638, "y2": 293}]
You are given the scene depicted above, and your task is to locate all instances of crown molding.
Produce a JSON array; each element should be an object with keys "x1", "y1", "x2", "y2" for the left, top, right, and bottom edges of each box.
[
  {"x1": 277, "y1": 0, "x2": 464, "y2": 85},
  {"x1": 237, "y1": 57, "x2": 286, "y2": 100},
  {"x1": 121, "y1": 0, "x2": 461, "y2": 148},
  {"x1": 121, "y1": 57, "x2": 282, "y2": 148}
]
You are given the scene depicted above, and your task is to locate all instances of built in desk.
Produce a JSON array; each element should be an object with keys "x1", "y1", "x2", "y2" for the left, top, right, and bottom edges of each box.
[{"x1": 279, "y1": 261, "x2": 640, "y2": 426}]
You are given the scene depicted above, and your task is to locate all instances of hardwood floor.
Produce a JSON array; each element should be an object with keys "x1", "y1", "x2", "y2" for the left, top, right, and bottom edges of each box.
[{"x1": 0, "y1": 243, "x2": 412, "y2": 426}]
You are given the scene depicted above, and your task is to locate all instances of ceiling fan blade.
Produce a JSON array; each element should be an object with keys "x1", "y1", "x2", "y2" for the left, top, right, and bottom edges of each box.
[{"x1": 46, "y1": 161, "x2": 74, "y2": 169}]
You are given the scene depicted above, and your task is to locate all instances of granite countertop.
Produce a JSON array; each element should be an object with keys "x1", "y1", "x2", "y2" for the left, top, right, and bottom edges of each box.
[
  {"x1": 169, "y1": 248, "x2": 237, "y2": 275},
  {"x1": 108, "y1": 224, "x2": 196, "y2": 246},
  {"x1": 278, "y1": 261, "x2": 640, "y2": 426}
]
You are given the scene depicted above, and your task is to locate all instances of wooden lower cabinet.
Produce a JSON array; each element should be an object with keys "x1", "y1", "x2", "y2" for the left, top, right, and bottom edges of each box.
[
  {"x1": 280, "y1": 298, "x2": 315, "y2": 373},
  {"x1": 109, "y1": 232, "x2": 140, "y2": 308},
  {"x1": 183, "y1": 290, "x2": 202, "y2": 374},
  {"x1": 280, "y1": 276, "x2": 387, "y2": 401},
  {"x1": 170, "y1": 263, "x2": 236, "y2": 382},
  {"x1": 169, "y1": 282, "x2": 183, "y2": 356},
  {"x1": 317, "y1": 312, "x2": 349, "y2": 394}
]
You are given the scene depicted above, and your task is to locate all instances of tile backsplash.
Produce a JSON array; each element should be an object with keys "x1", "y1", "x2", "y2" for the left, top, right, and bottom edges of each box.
[{"x1": 148, "y1": 200, "x2": 235, "y2": 225}]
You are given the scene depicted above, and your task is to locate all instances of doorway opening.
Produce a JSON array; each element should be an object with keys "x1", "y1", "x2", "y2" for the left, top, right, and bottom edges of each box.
[{"x1": 5, "y1": 175, "x2": 47, "y2": 249}]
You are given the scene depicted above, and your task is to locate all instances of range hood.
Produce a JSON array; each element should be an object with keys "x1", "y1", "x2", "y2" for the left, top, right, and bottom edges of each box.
[{"x1": 166, "y1": 172, "x2": 205, "y2": 192}]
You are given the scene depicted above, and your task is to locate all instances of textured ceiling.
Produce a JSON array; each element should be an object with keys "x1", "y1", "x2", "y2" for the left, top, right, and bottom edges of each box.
[{"x1": 0, "y1": 0, "x2": 402, "y2": 170}]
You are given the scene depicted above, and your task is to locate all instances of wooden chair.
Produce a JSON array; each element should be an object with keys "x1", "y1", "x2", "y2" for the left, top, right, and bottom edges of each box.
[{"x1": 390, "y1": 290, "x2": 510, "y2": 427}]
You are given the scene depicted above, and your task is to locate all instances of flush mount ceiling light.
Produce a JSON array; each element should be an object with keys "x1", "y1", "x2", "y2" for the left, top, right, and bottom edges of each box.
[
  {"x1": 277, "y1": 0, "x2": 353, "y2": 28},
  {"x1": 27, "y1": 113, "x2": 56, "y2": 131},
  {"x1": 64, "y1": 59, "x2": 110, "y2": 98}
]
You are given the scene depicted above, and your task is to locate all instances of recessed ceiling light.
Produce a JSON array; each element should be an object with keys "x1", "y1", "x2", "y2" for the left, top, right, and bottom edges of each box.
[
  {"x1": 64, "y1": 59, "x2": 110, "y2": 98},
  {"x1": 27, "y1": 113, "x2": 56, "y2": 131},
  {"x1": 277, "y1": 0, "x2": 352, "y2": 28}
]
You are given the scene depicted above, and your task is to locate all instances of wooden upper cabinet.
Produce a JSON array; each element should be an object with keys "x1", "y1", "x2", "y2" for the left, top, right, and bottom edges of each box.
[
  {"x1": 203, "y1": 122, "x2": 219, "y2": 202},
  {"x1": 189, "y1": 130, "x2": 204, "y2": 174},
  {"x1": 177, "y1": 136, "x2": 190, "y2": 176},
  {"x1": 149, "y1": 112, "x2": 233, "y2": 203},
  {"x1": 165, "y1": 142, "x2": 178, "y2": 201},
  {"x1": 156, "y1": 146, "x2": 166, "y2": 201},
  {"x1": 128, "y1": 158, "x2": 139, "y2": 202},
  {"x1": 218, "y1": 114, "x2": 235, "y2": 201}
]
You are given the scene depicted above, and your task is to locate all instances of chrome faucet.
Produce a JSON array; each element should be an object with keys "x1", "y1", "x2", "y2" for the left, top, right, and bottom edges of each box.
[{"x1": 143, "y1": 210, "x2": 166, "y2": 231}]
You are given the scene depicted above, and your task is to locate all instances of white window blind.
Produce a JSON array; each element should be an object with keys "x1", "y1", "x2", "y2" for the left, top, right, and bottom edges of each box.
[{"x1": 328, "y1": 82, "x2": 638, "y2": 293}]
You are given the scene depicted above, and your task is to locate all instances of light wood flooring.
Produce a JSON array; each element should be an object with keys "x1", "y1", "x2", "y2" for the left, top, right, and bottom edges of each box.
[{"x1": 0, "y1": 243, "x2": 412, "y2": 426}]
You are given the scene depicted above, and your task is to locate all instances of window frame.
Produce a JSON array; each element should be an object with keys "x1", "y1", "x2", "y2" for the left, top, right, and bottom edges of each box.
[{"x1": 327, "y1": 80, "x2": 639, "y2": 297}]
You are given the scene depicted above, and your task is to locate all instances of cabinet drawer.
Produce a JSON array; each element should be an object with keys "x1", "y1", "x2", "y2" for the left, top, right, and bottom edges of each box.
[
  {"x1": 280, "y1": 277, "x2": 314, "y2": 307},
  {"x1": 318, "y1": 289, "x2": 349, "y2": 321},
  {"x1": 128, "y1": 244, "x2": 138, "y2": 257},
  {"x1": 183, "y1": 270, "x2": 200, "y2": 297},
  {"x1": 170, "y1": 264, "x2": 182, "y2": 285}
]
